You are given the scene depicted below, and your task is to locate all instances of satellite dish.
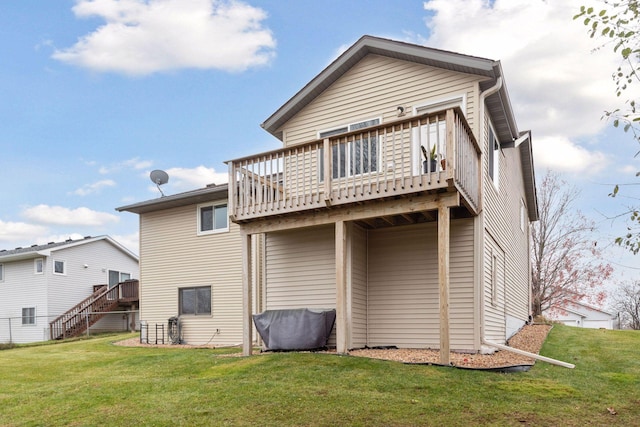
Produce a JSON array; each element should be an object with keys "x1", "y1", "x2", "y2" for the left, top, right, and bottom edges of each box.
[{"x1": 150, "y1": 169, "x2": 169, "y2": 197}]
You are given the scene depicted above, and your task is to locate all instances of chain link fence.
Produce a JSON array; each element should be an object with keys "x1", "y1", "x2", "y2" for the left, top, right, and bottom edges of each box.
[{"x1": 0, "y1": 310, "x2": 139, "y2": 344}]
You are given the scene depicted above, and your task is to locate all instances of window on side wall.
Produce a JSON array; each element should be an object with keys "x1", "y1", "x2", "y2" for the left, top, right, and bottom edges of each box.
[
  {"x1": 34, "y1": 258, "x2": 44, "y2": 274},
  {"x1": 491, "y1": 251, "x2": 498, "y2": 307},
  {"x1": 53, "y1": 260, "x2": 65, "y2": 275},
  {"x1": 520, "y1": 199, "x2": 526, "y2": 233},
  {"x1": 488, "y1": 124, "x2": 500, "y2": 190},
  {"x1": 0, "y1": 264, "x2": 4, "y2": 282},
  {"x1": 22, "y1": 307, "x2": 35, "y2": 325},
  {"x1": 179, "y1": 286, "x2": 212, "y2": 316},
  {"x1": 198, "y1": 202, "x2": 228, "y2": 235}
]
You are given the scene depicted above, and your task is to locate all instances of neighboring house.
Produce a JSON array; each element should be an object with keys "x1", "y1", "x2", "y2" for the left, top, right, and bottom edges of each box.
[
  {"x1": 119, "y1": 35, "x2": 538, "y2": 362},
  {"x1": 0, "y1": 235, "x2": 139, "y2": 343},
  {"x1": 544, "y1": 301, "x2": 616, "y2": 329},
  {"x1": 117, "y1": 184, "x2": 253, "y2": 346}
]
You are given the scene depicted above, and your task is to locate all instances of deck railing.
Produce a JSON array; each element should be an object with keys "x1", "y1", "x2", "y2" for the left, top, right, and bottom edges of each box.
[{"x1": 228, "y1": 108, "x2": 480, "y2": 222}]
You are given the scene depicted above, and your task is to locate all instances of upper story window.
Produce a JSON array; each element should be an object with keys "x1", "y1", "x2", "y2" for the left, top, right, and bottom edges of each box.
[
  {"x1": 0, "y1": 263, "x2": 4, "y2": 282},
  {"x1": 520, "y1": 199, "x2": 526, "y2": 233},
  {"x1": 488, "y1": 124, "x2": 500, "y2": 190},
  {"x1": 53, "y1": 260, "x2": 65, "y2": 275},
  {"x1": 34, "y1": 258, "x2": 44, "y2": 274},
  {"x1": 318, "y1": 118, "x2": 381, "y2": 180},
  {"x1": 198, "y1": 202, "x2": 228, "y2": 235}
]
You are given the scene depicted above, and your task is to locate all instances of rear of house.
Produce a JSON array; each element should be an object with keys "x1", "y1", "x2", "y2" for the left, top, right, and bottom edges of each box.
[
  {"x1": 229, "y1": 36, "x2": 538, "y2": 358},
  {"x1": 120, "y1": 36, "x2": 537, "y2": 357}
]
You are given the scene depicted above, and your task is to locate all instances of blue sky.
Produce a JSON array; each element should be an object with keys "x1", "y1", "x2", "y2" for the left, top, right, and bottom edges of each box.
[{"x1": 1, "y1": 0, "x2": 638, "y2": 285}]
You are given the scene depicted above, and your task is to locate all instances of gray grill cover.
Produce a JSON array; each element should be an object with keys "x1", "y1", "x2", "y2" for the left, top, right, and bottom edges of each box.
[{"x1": 253, "y1": 308, "x2": 336, "y2": 351}]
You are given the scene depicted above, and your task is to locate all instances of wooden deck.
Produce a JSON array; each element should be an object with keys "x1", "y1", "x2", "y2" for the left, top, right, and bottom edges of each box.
[{"x1": 228, "y1": 108, "x2": 481, "y2": 222}]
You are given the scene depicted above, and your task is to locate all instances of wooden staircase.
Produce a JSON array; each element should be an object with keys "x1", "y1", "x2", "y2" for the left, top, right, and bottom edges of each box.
[{"x1": 49, "y1": 280, "x2": 139, "y2": 340}]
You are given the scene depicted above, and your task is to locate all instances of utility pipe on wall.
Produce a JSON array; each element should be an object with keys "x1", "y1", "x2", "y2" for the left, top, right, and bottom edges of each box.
[{"x1": 482, "y1": 338, "x2": 575, "y2": 369}]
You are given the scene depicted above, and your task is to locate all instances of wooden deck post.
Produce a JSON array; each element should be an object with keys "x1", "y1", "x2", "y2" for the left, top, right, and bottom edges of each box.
[
  {"x1": 242, "y1": 231, "x2": 253, "y2": 356},
  {"x1": 438, "y1": 204, "x2": 451, "y2": 365},
  {"x1": 335, "y1": 220, "x2": 348, "y2": 354}
]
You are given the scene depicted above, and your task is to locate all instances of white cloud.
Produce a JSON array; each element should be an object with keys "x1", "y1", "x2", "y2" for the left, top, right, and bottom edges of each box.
[
  {"x1": 99, "y1": 157, "x2": 153, "y2": 174},
  {"x1": 0, "y1": 220, "x2": 48, "y2": 243},
  {"x1": 153, "y1": 165, "x2": 228, "y2": 193},
  {"x1": 52, "y1": 0, "x2": 276, "y2": 75},
  {"x1": 422, "y1": 0, "x2": 640, "y2": 171},
  {"x1": 71, "y1": 179, "x2": 116, "y2": 196},
  {"x1": 534, "y1": 136, "x2": 608, "y2": 174},
  {"x1": 22, "y1": 205, "x2": 120, "y2": 226},
  {"x1": 112, "y1": 231, "x2": 140, "y2": 255}
]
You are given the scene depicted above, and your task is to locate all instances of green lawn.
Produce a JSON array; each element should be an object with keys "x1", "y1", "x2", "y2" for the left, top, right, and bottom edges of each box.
[{"x1": 0, "y1": 325, "x2": 638, "y2": 426}]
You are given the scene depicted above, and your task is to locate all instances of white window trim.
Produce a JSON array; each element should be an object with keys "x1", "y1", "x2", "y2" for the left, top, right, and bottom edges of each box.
[
  {"x1": 488, "y1": 121, "x2": 500, "y2": 191},
  {"x1": 197, "y1": 201, "x2": 229, "y2": 236},
  {"x1": 179, "y1": 285, "x2": 212, "y2": 316},
  {"x1": 317, "y1": 117, "x2": 382, "y2": 181},
  {"x1": 34, "y1": 258, "x2": 44, "y2": 275},
  {"x1": 22, "y1": 307, "x2": 36, "y2": 326},
  {"x1": 0, "y1": 263, "x2": 4, "y2": 282},
  {"x1": 53, "y1": 259, "x2": 66, "y2": 276},
  {"x1": 520, "y1": 199, "x2": 526, "y2": 233},
  {"x1": 413, "y1": 94, "x2": 467, "y2": 116},
  {"x1": 317, "y1": 116, "x2": 382, "y2": 140}
]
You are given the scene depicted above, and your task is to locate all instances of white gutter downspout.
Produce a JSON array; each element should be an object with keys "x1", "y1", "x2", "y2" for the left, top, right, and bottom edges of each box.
[
  {"x1": 476, "y1": 77, "x2": 503, "y2": 352},
  {"x1": 482, "y1": 338, "x2": 575, "y2": 369}
]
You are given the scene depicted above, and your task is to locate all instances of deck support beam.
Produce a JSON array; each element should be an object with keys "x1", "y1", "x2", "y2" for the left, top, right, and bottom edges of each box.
[
  {"x1": 438, "y1": 204, "x2": 451, "y2": 365},
  {"x1": 335, "y1": 220, "x2": 349, "y2": 354},
  {"x1": 241, "y1": 231, "x2": 253, "y2": 356}
]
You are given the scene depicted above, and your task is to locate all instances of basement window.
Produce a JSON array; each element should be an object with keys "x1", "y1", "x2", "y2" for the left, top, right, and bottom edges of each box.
[{"x1": 179, "y1": 286, "x2": 212, "y2": 316}]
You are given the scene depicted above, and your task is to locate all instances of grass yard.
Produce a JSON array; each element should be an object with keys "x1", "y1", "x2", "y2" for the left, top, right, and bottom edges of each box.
[{"x1": 0, "y1": 325, "x2": 639, "y2": 426}]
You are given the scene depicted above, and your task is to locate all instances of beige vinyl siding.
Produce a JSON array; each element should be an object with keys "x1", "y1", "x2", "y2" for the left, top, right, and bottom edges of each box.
[
  {"x1": 264, "y1": 225, "x2": 335, "y2": 310},
  {"x1": 481, "y1": 112, "x2": 531, "y2": 342},
  {"x1": 139, "y1": 204, "x2": 243, "y2": 346},
  {"x1": 264, "y1": 225, "x2": 336, "y2": 346},
  {"x1": 281, "y1": 54, "x2": 481, "y2": 146},
  {"x1": 367, "y1": 220, "x2": 475, "y2": 349},
  {"x1": 483, "y1": 232, "x2": 506, "y2": 342},
  {"x1": 350, "y1": 224, "x2": 368, "y2": 348}
]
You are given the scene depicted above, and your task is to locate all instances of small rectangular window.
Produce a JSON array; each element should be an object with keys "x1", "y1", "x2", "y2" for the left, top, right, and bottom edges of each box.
[
  {"x1": 0, "y1": 264, "x2": 4, "y2": 282},
  {"x1": 22, "y1": 307, "x2": 35, "y2": 325},
  {"x1": 179, "y1": 286, "x2": 211, "y2": 316},
  {"x1": 520, "y1": 199, "x2": 526, "y2": 233},
  {"x1": 53, "y1": 260, "x2": 65, "y2": 275},
  {"x1": 488, "y1": 124, "x2": 500, "y2": 189},
  {"x1": 491, "y1": 253, "x2": 498, "y2": 307},
  {"x1": 198, "y1": 203, "x2": 228, "y2": 234},
  {"x1": 34, "y1": 258, "x2": 43, "y2": 274}
]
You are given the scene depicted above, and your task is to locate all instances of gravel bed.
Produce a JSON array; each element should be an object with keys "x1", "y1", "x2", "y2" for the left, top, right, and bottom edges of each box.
[
  {"x1": 115, "y1": 324, "x2": 552, "y2": 369},
  {"x1": 349, "y1": 324, "x2": 552, "y2": 369}
]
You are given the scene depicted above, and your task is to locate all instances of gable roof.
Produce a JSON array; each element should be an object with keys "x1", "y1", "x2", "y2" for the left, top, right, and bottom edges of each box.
[
  {"x1": 261, "y1": 35, "x2": 519, "y2": 144},
  {"x1": 116, "y1": 183, "x2": 228, "y2": 215},
  {"x1": 550, "y1": 300, "x2": 615, "y2": 318},
  {"x1": 0, "y1": 235, "x2": 138, "y2": 263},
  {"x1": 260, "y1": 34, "x2": 537, "y2": 220}
]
